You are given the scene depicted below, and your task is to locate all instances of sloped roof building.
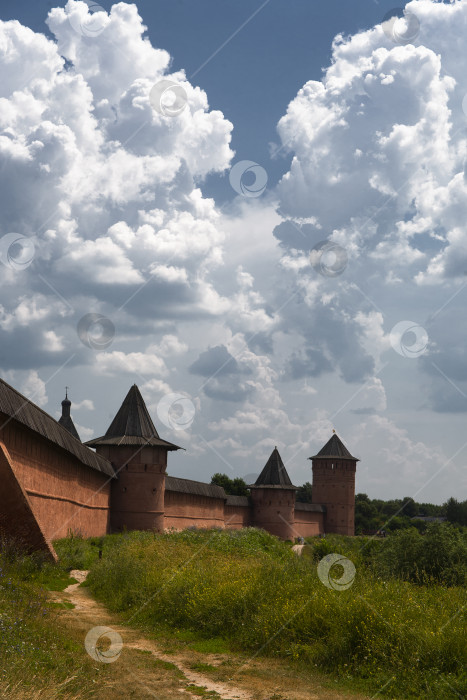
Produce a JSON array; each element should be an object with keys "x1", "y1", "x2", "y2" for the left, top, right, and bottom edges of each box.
[{"x1": 0, "y1": 378, "x2": 358, "y2": 558}]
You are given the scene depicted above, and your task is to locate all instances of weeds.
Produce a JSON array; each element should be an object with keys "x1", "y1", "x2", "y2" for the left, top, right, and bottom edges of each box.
[
  {"x1": 61, "y1": 526, "x2": 467, "y2": 700},
  {"x1": 0, "y1": 541, "x2": 105, "y2": 699}
]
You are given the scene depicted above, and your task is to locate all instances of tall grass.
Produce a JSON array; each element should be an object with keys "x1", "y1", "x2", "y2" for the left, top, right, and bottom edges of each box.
[
  {"x1": 70, "y1": 527, "x2": 467, "y2": 700},
  {"x1": 0, "y1": 542, "x2": 104, "y2": 699}
]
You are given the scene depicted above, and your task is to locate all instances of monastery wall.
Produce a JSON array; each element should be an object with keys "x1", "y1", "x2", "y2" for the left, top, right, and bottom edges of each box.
[
  {"x1": 292, "y1": 504, "x2": 325, "y2": 537},
  {"x1": 224, "y1": 496, "x2": 251, "y2": 529},
  {"x1": 163, "y1": 489, "x2": 225, "y2": 530},
  {"x1": 0, "y1": 414, "x2": 111, "y2": 541},
  {"x1": 0, "y1": 441, "x2": 56, "y2": 559}
]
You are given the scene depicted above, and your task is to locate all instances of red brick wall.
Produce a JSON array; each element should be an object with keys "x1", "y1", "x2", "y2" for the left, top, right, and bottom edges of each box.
[
  {"x1": 164, "y1": 490, "x2": 225, "y2": 530},
  {"x1": 292, "y1": 508, "x2": 324, "y2": 537},
  {"x1": 0, "y1": 414, "x2": 111, "y2": 541},
  {"x1": 0, "y1": 441, "x2": 56, "y2": 560},
  {"x1": 224, "y1": 505, "x2": 251, "y2": 529}
]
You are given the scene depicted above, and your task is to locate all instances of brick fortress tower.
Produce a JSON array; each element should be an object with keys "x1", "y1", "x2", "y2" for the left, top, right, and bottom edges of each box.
[
  {"x1": 309, "y1": 432, "x2": 358, "y2": 535},
  {"x1": 249, "y1": 447, "x2": 297, "y2": 540},
  {"x1": 85, "y1": 385, "x2": 181, "y2": 532}
]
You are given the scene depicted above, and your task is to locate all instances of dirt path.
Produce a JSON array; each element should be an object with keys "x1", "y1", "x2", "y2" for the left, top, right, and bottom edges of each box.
[
  {"x1": 59, "y1": 571, "x2": 251, "y2": 700},
  {"x1": 291, "y1": 544, "x2": 305, "y2": 556},
  {"x1": 51, "y1": 571, "x2": 370, "y2": 700}
]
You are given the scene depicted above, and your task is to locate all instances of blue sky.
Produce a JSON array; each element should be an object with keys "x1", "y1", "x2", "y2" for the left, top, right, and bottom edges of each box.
[
  {"x1": 1, "y1": 0, "x2": 403, "y2": 202},
  {"x1": 1, "y1": 0, "x2": 467, "y2": 504}
]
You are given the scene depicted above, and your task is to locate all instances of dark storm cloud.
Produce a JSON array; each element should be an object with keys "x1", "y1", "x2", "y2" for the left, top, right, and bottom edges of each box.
[
  {"x1": 284, "y1": 347, "x2": 333, "y2": 380},
  {"x1": 189, "y1": 345, "x2": 241, "y2": 377},
  {"x1": 273, "y1": 220, "x2": 323, "y2": 252}
]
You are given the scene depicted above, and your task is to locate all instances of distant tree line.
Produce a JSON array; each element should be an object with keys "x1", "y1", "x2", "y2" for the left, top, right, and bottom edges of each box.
[
  {"x1": 444, "y1": 497, "x2": 467, "y2": 526},
  {"x1": 210, "y1": 474, "x2": 465, "y2": 532},
  {"x1": 354, "y1": 494, "x2": 441, "y2": 533}
]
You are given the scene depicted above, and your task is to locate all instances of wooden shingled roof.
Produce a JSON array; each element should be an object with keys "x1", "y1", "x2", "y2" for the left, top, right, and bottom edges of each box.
[
  {"x1": 85, "y1": 385, "x2": 181, "y2": 450},
  {"x1": 0, "y1": 378, "x2": 115, "y2": 478},
  {"x1": 309, "y1": 433, "x2": 359, "y2": 461},
  {"x1": 165, "y1": 475, "x2": 226, "y2": 499},
  {"x1": 225, "y1": 494, "x2": 250, "y2": 507},
  {"x1": 294, "y1": 502, "x2": 326, "y2": 512},
  {"x1": 249, "y1": 447, "x2": 297, "y2": 489}
]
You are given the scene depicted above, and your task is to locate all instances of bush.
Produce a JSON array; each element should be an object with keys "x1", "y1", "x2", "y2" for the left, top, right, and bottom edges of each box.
[
  {"x1": 79, "y1": 528, "x2": 467, "y2": 699},
  {"x1": 371, "y1": 523, "x2": 467, "y2": 586}
]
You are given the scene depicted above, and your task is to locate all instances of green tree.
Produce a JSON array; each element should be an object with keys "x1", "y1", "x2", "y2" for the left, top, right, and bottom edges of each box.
[
  {"x1": 296, "y1": 481, "x2": 313, "y2": 503},
  {"x1": 210, "y1": 473, "x2": 249, "y2": 496},
  {"x1": 444, "y1": 497, "x2": 467, "y2": 526},
  {"x1": 401, "y1": 497, "x2": 418, "y2": 518},
  {"x1": 356, "y1": 493, "x2": 370, "y2": 502},
  {"x1": 355, "y1": 497, "x2": 379, "y2": 533},
  {"x1": 418, "y1": 501, "x2": 443, "y2": 517},
  {"x1": 373, "y1": 523, "x2": 467, "y2": 586},
  {"x1": 381, "y1": 500, "x2": 400, "y2": 517}
]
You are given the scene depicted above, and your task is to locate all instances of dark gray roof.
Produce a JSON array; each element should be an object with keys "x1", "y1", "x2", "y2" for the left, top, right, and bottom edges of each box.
[
  {"x1": 225, "y1": 494, "x2": 250, "y2": 507},
  {"x1": 309, "y1": 433, "x2": 359, "y2": 461},
  {"x1": 250, "y1": 447, "x2": 296, "y2": 489},
  {"x1": 85, "y1": 435, "x2": 181, "y2": 448},
  {"x1": 85, "y1": 385, "x2": 181, "y2": 451},
  {"x1": 165, "y1": 475, "x2": 226, "y2": 499},
  {"x1": 58, "y1": 396, "x2": 80, "y2": 441},
  {"x1": 0, "y1": 378, "x2": 115, "y2": 478},
  {"x1": 58, "y1": 413, "x2": 80, "y2": 441},
  {"x1": 294, "y1": 502, "x2": 326, "y2": 513}
]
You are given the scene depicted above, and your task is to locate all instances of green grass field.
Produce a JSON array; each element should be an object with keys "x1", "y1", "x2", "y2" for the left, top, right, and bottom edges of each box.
[
  {"x1": 1, "y1": 525, "x2": 466, "y2": 699},
  {"x1": 0, "y1": 543, "x2": 111, "y2": 699},
  {"x1": 53, "y1": 525, "x2": 467, "y2": 700}
]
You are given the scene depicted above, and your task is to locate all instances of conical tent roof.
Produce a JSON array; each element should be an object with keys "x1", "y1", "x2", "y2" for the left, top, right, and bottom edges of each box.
[
  {"x1": 85, "y1": 385, "x2": 181, "y2": 450},
  {"x1": 58, "y1": 411, "x2": 80, "y2": 441},
  {"x1": 250, "y1": 447, "x2": 297, "y2": 489},
  {"x1": 105, "y1": 385, "x2": 159, "y2": 439},
  {"x1": 309, "y1": 433, "x2": 359, "y2": 461}
]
